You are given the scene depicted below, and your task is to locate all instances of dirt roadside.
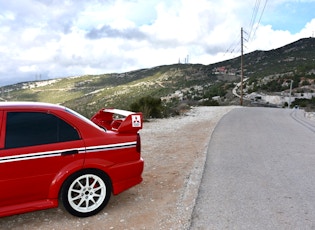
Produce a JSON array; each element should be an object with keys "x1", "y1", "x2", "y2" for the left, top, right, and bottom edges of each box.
[{"x1": 0, "y1": 106, "x2": 235, "y2": 230}]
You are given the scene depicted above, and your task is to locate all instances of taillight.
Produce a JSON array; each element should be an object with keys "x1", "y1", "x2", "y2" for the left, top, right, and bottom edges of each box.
[{"x1": 136, "y1": 133, "x2": 141, "y2": 153}]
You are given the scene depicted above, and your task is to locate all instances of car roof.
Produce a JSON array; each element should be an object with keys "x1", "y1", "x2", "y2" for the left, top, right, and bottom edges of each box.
[{"x1": 0, "y1": 101, "x2": 65, "y2": 110}]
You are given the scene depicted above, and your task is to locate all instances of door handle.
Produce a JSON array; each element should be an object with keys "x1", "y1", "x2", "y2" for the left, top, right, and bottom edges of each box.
[{"x1": 61, "y1": 149, "x2": 79, "y2": 156}]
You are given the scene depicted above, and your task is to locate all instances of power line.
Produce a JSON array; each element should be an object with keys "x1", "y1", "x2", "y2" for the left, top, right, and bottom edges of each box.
[
  {"x1": 248, "y1": 0, "x2": 262, "y2": 40},
  {"x1": 224, "y1": 38, "x2": 241, "y2": 57},
  {"x1": 223, "y1": 0, "x2": 268, "y2": 58},
  {"x1": 250, "y1": 0, "x2": 268, "y2": 41}
]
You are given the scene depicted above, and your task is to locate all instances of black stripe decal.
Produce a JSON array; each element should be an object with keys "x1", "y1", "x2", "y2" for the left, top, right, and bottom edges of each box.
[
  {"x1": 0, "y1": 142, "x2": 136, "y2": 163},
  {"x1": 0, "y1": 152, "x2": 61, "y2": 163},
  {"x1": 0, "y1": 148, "x2": 85, "y2": 164},
  {"x1": 86, "y1": 142, "x2": 136, "y2": 153}
]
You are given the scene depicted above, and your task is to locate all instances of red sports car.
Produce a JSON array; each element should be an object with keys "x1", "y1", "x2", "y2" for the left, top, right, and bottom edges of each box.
[{"x1": 0, "y1": 102, "x2": 143, "y2": 217}]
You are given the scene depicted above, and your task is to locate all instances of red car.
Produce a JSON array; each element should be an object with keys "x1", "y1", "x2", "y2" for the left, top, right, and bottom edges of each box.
[{"x1": 0, "y1": 102, "x2": 143, "y2": 217}]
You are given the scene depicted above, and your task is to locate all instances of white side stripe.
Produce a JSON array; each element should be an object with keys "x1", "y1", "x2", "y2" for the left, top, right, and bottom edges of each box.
[
  {"x1": 85, "y1": 141, "x2": 137, "y2": 153},
  {"x1": 0, "y1": 148, "x2": 86, "y2": 164},
  {"x1": 0, "y1": 142, "x2": 137, "y2": 164}
]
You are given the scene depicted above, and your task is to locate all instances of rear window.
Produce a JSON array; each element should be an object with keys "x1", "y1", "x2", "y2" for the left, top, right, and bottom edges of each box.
[{"x1": 5, "y1": 112, "x2": 80, "y2": 149}]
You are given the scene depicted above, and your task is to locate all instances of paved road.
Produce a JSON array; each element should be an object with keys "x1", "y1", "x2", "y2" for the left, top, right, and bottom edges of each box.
[{"x1": 190, "y1": 107, "x2": 315, "y2": 230}]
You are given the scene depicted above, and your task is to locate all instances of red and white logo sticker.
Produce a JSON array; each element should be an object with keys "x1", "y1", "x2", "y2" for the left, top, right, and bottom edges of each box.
[{"x1": 132, "y1": 115, "x2": 141, "y2": 127}]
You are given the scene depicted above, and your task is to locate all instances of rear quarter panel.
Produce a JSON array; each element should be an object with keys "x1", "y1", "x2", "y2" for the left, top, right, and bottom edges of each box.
[{"x1": 82, "y1": 133, "x2": 143, "y2": 194}]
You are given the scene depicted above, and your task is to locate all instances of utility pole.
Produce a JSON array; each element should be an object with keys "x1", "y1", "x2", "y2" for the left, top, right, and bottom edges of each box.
[
  {"x1": 288, "y1": 80, "x2": 293, "y2": 108},
  {"x1": 240, "y1": 27, "x2": 244, "y2": 106}
]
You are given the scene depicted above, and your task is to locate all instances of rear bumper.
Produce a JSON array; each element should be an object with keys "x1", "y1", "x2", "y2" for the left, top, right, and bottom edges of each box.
[{"x1": 110, "y1": 158, "x2": 144, "y2": 195}]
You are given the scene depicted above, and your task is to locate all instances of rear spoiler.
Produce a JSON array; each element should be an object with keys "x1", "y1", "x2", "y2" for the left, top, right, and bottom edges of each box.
[{"x1": 91, "y1": 108, "x2": 143, "y2": 133}]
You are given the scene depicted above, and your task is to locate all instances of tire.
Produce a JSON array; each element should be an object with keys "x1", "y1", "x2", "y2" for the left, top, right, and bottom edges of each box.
[{"x1": 61, "y1": 169, "x2": 111, "y2": 217}]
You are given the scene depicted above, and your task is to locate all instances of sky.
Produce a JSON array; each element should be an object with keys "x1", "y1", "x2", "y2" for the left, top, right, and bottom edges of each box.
[{"x1": 0, "y1": 0, "x2": 315, "y2": 86}]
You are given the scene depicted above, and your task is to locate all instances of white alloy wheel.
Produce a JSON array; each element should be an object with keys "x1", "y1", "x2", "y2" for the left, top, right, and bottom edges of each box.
[
  {"x1": 68, "y1": 174, "x2": 106, "y2": 213},
  {"x1": 61, "y1": 170, "x2": 111, "y2": 217}
]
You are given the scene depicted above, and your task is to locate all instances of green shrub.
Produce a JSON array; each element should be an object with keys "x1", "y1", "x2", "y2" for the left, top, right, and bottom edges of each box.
[{"x1": 130, "y1": 96, "x2": 163, "y2": 119}]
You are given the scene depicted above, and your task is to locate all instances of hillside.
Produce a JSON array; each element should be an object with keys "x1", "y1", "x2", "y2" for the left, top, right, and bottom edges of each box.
[{"x1": 1, "y1": 37, "x2": 315, "y2": 117}]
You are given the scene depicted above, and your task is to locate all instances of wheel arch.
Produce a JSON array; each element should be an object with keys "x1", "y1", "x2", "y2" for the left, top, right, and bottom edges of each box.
[
  {"x1": 58, "y1": 168, "x2": 113, "y2": 199},
  {"x1": 48, "y1": 161, "x2": 113, "y2": 200}
]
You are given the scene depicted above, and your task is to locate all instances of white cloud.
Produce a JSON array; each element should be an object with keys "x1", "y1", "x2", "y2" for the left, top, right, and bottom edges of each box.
[
  {"x1": 246, "y1": 25, "x2": 293, "y2": 52},
  {"x1": 0, "y1": 0, "x2": 314, "y2": 86},
  {"x1": 300, "y1": 18, "x2": 315, "y2": 37}
]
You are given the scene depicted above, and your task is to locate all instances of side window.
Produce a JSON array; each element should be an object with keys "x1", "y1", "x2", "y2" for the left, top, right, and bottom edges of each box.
[{"x1": 5, "y1": 112, "x2": 80, "y2": 149}]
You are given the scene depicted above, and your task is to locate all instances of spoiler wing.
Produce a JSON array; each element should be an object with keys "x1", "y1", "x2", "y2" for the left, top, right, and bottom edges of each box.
[{"x1": 91, "y1": 108, "x2": 143, "y2": 133}]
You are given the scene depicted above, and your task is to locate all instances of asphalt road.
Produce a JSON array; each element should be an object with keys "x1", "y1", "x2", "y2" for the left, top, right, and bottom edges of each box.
[{"x1": 190, "y1": 107, "x2": 315, "y2": 230}]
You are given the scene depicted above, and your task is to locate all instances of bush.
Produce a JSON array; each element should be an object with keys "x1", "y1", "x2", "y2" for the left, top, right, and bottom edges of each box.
[
  {"x1": 291, "y1": 97, "x2": 315, "y2": 110},
  {"x1": 200, "y1": 99, "x2": 219, "y2": 106},
  {"x1": 130, "y1": 96, "x2": 163, "y2": 119}
]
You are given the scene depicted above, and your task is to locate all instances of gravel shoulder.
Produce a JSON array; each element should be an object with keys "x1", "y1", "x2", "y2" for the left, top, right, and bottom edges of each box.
[{"x1": 0, "y1": 106, "x2": 235, "y2": 229}]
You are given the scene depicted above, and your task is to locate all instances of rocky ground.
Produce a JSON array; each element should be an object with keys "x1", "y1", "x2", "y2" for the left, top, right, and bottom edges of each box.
[{"x1": 0, "y1": 106, "x2": 234, "y2": 229}]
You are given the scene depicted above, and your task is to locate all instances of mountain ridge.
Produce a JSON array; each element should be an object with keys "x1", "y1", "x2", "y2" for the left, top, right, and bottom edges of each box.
[{"x1": 1, "y1": 37, "x2": 315, "y2": 117}]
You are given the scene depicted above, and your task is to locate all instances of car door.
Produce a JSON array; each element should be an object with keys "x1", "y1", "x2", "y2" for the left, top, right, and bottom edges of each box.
[{"x1": 0, "y1": 111, "x2": 86, "y2": 208}]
